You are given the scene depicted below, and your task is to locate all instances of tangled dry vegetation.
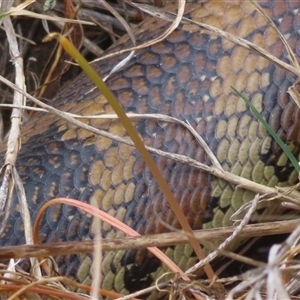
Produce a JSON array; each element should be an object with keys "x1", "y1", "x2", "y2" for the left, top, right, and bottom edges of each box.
[{"x1": 1, "y1": 0, "x2": 300, "y2": 299}]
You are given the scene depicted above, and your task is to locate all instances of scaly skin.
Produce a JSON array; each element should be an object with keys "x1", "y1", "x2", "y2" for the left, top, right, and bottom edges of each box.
[{"x1": 1, "y1": 0, "x2": 300, "y2": 298}]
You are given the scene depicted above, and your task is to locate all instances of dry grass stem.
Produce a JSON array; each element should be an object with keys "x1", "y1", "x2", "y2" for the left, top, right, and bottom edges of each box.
[
  {"x1": 0, "y1": 219, "x2": 298, "y2": 260},
  {"x1": 115, "y1": 282, "x2": 169, "y2": 300},
  {"x1": 0, "y1": 0, "x2": 43, "y2": 280},
  {"x1": 249, "y1": 0, "x2": 299, "y2": 70},
  {"x1": 185, "y1": 194, "x2": 260, "y2": 275},
  {"x1": 10, "y1": 8, "x2": 94, "y2": 25},
  {"x1": 224, "y1": 224, "x2": 300, "y2": 299},
  {"x1": 90, "y1": 1, "x2": 186, "y2": 64},
  {"x1": 96, "y1": 0, "x2": 136, "y2": 82},
  {"x1": 90, "y1": 217, "x2": 102, "y2": 299}
]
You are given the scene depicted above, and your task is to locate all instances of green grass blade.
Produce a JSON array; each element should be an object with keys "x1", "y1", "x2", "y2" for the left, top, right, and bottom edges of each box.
[{"x1": 232, "y1": 87, "x2": 300, "y2": 173}]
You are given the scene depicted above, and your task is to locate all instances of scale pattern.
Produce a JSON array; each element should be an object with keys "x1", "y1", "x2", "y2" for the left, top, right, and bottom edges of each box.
[{"x1": 1, "y1": 0, "x2": 300, "y2": 298}]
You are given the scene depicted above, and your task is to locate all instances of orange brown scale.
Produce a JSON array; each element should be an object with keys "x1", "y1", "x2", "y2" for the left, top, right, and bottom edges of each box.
[{"x1": 0, "y1": 0, "x2": 300, "y2": 298}]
